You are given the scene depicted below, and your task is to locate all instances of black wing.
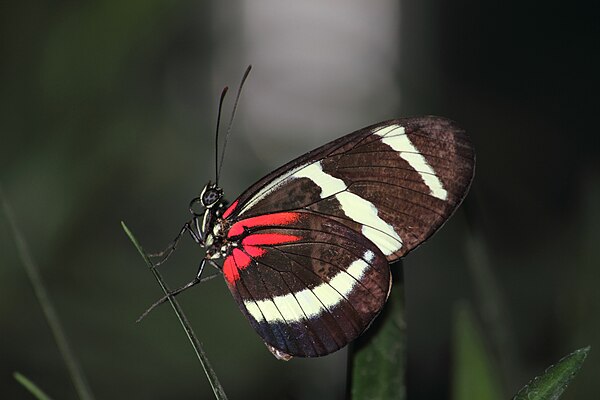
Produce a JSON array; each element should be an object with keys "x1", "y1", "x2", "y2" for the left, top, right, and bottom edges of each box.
[{"x1": 219, "y1": 117, "x2": 474, "y2": 358}]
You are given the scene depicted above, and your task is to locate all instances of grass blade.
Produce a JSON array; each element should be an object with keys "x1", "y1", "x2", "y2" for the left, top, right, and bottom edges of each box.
[
  {"x1": 452, "y1": 301, "x2": 504, "y2": 400},
  {"x1": 14, "y1": 372, "x2": 53, "y2": 400},
  {"x1": 349, "y1": 267, "x2": 406, "y2": 400},
  {"x1": 1, "y1": 187, "x2": 95, "y2": 400},
  {"x1": 465, "y1": 227, "x2": 518, "y2": 388},
  {"x1": 121, "y1": 221, "x2": 228, "y2": 400},
  {"x1": 512, "y1": 346, "x2": 590, "y2": 400}
]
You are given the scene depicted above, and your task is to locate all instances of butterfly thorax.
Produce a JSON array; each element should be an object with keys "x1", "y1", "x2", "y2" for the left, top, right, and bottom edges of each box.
[
  {"x1": 198, "y1": 182, "x2": 233, "y2": 261},
  {"x1": 203, "y1": 218, "x2": 234, "y2": 261}
]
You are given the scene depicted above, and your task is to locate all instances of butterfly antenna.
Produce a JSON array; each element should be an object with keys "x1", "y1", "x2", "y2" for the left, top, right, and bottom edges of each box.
[
  {"x1": 214, "y1": 86, "x2": 229, "y2": 185},
  {"x1": 217, "y1": 65, "x2": 252, "y2": 181}
]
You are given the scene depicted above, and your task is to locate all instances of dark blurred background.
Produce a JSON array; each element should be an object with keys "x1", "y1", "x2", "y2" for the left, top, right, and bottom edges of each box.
[{"x1": 1, "y1": 1, "x2": 598, "y2": 399}]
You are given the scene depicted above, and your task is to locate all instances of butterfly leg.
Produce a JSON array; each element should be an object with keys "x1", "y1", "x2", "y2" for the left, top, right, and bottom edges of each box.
[
  {"x1": 136, "y1": 265, "x2": 219, "y2": 322},
  {"x1": 148, "y1": 221, "x2": 202, "y2": 267},
  {"x1": 196, "y1": 258, "x2": 206, "y2": 279},
  {"x1": 193, "y1": 258, "x2": 221, "y2": 282},
  {"x1": 206, "y1": 259, "x2": 223, "y2": 274}
]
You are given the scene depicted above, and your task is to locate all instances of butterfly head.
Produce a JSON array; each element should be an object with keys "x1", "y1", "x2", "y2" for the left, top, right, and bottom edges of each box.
[{"x1": 200, "y1": 181, "x2": 224, "y2": 209}]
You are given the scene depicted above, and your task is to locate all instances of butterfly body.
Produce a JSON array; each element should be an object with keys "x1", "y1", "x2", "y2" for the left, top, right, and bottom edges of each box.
[{"x1": 170, "y1": 116, "x2": 474, "y2": 360}]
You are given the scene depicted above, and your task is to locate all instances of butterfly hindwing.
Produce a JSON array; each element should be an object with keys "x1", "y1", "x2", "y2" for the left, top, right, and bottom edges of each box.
[{"x1": 223, "y1": 210, "x2": 391, "y2": 358}]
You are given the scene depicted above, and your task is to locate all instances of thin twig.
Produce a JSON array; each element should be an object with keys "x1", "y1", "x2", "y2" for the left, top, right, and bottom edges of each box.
[
  {"x1": 1, "y1": 186, "x2": 95, "y2": 400},
  {"x1": 121, "y1": 222, "x2": 228, "y2": 400}
]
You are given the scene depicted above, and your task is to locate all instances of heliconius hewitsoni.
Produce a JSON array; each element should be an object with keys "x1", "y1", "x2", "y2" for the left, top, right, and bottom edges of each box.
[{"x1": 146, "y1": 66, "x2": 475, "y2": 360}]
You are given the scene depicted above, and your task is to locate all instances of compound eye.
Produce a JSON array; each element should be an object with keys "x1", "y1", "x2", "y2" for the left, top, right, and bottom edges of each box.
[{"x1": 202, "y1": 188, "x2": 221, "y2": 207}]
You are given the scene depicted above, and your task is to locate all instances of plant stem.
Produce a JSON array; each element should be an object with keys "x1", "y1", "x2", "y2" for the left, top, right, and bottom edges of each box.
[
  {"x1": 349, "y1": 264, "x2": 406, "y2": 399},
  {"x1": 121, "y1": 222, "x2": 228, "y2": 400}
]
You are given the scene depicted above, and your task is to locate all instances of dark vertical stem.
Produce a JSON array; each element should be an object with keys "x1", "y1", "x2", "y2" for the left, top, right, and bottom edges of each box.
[{"x1": 349, "y1": 263, "x2": 406, "y2": 399}]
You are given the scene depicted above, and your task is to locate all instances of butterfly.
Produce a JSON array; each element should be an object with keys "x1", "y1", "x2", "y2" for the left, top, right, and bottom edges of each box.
[{"x1": 146, "y1": 66, "x2": 475, "y2": 360}]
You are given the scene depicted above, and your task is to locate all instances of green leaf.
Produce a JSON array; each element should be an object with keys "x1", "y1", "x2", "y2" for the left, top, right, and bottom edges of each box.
[
  {"x1": 452, "y1": 301, "x2": 504, "y2": 400},
  {"x1": 14, "y1": 372, "x2": 53, "y2": 400},
  {"x1": 512, "y1": 346, "x2": 590, "y2": 400},
  {"x1": 350, "y1": 268, "x2": 406, "y2": 400}
]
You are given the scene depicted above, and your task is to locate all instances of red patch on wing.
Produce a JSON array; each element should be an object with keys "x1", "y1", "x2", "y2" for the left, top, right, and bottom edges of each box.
[
  {"x1": 224, "y1": 247, "x2": 268, "y2": 284},
  {"x1": 224, "y1": 248, "x2": 252, "y2": 283},
  {"x1": 222, "y1": 200, "x2": 239, "y2": 219},
  {"x1": 242, "y1": 233, "x2": 301, "y2": 246},
  {"x1": 227, "y1": 212, "x2": 300, "y2": 237},
  {"x1": 232, "y1": 248, "x2": 252, "y2": 268},
  {"x1": 222, "y1": 237, "x2": 300, "y2": 284},
  {"x1": 244, "y1": 245, "x2": 266, "y2": 258},
  {"x1": 223, "y1": 256, "x2": 239, "y2": 283}
]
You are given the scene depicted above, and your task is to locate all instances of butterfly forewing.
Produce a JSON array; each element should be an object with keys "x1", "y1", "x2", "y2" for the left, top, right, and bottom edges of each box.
[{"x1": 223, "y1": 116, "x2": 475, "y2": 261}]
